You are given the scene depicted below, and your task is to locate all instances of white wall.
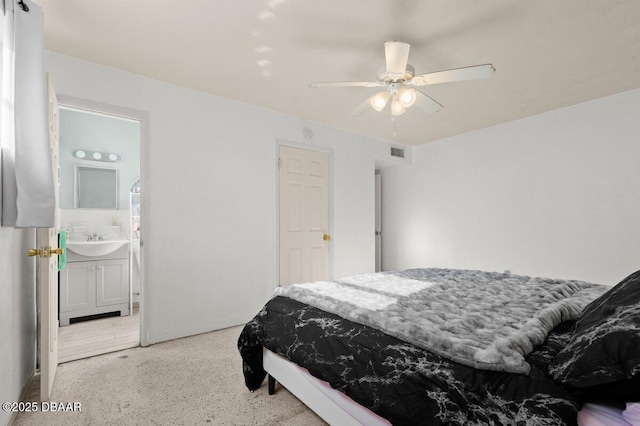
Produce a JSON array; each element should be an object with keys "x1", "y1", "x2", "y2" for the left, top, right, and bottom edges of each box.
[
  {"x1": 382, "y1": 88, "x2": 640, "y2": 285},
  {"x1": 44, "y1": 52, "x2": 407, "y2": 344},
  {"x1": 0, "y1": 227, "x2": 37, "y2": 426}
]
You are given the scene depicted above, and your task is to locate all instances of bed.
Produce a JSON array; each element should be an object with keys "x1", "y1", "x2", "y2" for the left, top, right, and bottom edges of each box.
[{"x1": 238, "y1": 268, "x2": 640, "y2": 425}]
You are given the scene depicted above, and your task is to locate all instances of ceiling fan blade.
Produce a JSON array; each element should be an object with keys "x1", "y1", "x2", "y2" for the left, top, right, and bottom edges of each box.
[
  {"x1": 414, "y1": 90, "x2": 443, "y2": 114},
  {"x1": 410, "y1": 64, "x2": 495, "y2": 86},
  {"x1": 385, "y1": 41, "x2": 410, "y2": 77},
  {"x1": 309, "y1": 81, "x2": 382, "y2": 88},
  {"x1": 351, "y1": 95, "x2": 375, "y2": 116}
]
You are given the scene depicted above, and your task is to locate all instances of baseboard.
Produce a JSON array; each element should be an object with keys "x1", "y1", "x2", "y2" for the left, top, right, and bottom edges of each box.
[
  {"x1": 145, "y1": 313, "x2": 251, "y2": 346},
  {"x1": 5, "y1": 373, "x2": 37, "y2": 426}
]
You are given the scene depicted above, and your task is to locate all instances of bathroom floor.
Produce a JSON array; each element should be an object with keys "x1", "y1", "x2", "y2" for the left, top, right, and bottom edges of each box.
[{"x1": 58, "y1": 308, "x2": 139, "y2": 363}]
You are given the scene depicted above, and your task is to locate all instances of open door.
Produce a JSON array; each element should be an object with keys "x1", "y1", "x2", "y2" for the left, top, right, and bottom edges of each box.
[{"x1": 31, "y1": 74, "x2": 61, "y2": 401}]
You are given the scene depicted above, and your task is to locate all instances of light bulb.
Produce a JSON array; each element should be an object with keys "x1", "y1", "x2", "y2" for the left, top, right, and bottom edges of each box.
[
  {"x1": 399, "y1": 87, "x2": 417, "y2": 108},
  {"x1": 74, "y1": 150, "x2": 86, "y2": 159},
  {"x1": 108, "y1": 153, "x2": 119, "y2": 162},
  {"x1": 391, "y1": 97, "x2": 406, "y2": 116},
  {"x1": 369, "y1": 92, "x2": 390, "y2": 112},
  {"x1": 92, "y1": 152, "x2": 102, "y2": 160}
]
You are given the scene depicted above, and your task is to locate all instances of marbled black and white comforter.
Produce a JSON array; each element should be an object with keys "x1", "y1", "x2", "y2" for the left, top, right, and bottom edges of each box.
[{"x1": 238, "y1": 269, "x2": 608, "y2": 426}]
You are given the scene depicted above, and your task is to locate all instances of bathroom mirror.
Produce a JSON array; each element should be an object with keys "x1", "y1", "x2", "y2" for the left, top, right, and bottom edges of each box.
[
  {"x1": 75, "y1": 166, "x2": 118, "y2": 209},
  {"x1": 58, "y1": 106, "x2": 140, "y2": 209}
]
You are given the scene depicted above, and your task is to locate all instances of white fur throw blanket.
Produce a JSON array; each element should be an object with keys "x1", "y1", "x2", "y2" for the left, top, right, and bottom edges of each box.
[{"x1": 274, "y1": 268, "x2": 607, "y2": 374}]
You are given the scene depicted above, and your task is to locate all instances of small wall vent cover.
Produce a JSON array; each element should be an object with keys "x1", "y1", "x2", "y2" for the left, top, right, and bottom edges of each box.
[{"x1": 390, "y1": 147, "x2": 405, "y2": 158}]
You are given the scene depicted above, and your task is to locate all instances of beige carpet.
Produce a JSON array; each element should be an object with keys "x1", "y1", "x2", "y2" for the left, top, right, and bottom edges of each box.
[{"x1": 14, "y1": 326, "x2": 325, "y2": 426}]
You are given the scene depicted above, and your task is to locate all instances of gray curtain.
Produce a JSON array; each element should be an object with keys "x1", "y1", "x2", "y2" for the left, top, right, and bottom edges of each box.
[{"x1": 1, "y1": 0, "x2": 54, "y2": 228}]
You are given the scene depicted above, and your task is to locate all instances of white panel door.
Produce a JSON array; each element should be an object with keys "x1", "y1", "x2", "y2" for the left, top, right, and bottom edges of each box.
[
  {"x1": 279, "y1": 146, "x2": 330, "y2": 286},
  {"x1": 39, "y1": 74, "x2": 60, "y2": 401},
  {"x1": 375, "y1": 173, "x2": 382, "y2": 272}
]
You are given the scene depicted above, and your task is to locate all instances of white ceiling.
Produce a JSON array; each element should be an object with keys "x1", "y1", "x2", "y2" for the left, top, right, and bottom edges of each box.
[{"x1": 35, "y1": 0, "x2": 640, "y2": 146}]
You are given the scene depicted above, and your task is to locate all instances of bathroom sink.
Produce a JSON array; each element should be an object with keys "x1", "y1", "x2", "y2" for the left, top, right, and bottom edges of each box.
[{"x1": 66, "y1": 240, "x2": 129, "y2": 257}]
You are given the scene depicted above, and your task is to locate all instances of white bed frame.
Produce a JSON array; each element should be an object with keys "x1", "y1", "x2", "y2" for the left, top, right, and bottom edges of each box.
[
  {"x1": 263, "y1": 349, "x2": 623, "y2": 426},
  {"x1": 263, "y1": 348, "x2": 390, "y2": 426}
]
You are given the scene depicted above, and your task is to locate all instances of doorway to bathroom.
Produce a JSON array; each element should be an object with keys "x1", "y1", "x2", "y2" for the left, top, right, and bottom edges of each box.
[{"x1": 56, "y1": 99, "x2": 144, "y2": 363}]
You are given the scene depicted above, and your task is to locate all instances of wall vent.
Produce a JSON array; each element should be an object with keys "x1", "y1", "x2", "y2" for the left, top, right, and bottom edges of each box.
[{"x1": 390, "y1": 147, "x2": 405, "y2": 158}]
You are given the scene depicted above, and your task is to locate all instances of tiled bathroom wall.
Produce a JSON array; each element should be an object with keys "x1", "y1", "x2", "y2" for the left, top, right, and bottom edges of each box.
[{"x1": 61, "y1": 209, "x2": 130, "y2": 240}]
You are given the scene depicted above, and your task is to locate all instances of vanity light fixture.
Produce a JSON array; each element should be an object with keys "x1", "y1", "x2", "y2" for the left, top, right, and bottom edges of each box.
[{"x1": 73, "y1": 150, "x2": 120, "y2": 163}]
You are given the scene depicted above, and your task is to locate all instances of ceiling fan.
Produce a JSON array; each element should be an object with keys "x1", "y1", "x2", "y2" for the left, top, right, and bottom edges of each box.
[{"x1": 309, "y1": 41, "x2": 495, "y2": 117}]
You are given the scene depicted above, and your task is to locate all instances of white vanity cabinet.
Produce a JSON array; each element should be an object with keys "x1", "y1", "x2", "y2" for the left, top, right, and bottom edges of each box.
[{"x1": 60, "y1": 245, "x2": 130, "y2": 326}]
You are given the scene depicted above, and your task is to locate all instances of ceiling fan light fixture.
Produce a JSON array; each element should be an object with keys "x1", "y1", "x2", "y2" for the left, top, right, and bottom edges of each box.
[
  {"x1": 399, "y1": 87, "x2": 417, "y2": 108},
  {"x1": 308, "y1": 41, "x2": 495, "y2": 119},
  {"x1": 391, "y1": 96, "x2": 406, "y2": 116},
  {"x1": 370, "y1": 91, "x2": 390, "y2": 111}
]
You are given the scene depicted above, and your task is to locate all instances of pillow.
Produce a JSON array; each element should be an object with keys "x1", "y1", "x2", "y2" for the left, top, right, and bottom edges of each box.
[{"x1": 549, "y1": 269, "x2": 640, "y2": 399}]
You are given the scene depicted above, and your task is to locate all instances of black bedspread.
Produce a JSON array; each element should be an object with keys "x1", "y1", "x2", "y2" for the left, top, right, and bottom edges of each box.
[{"x1": 239, "y1": 296, "x2": 580, "y2": 426}]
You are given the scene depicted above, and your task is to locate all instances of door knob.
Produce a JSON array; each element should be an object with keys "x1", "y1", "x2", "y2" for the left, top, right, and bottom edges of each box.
[
  {"x1": 28, "y1": 247, "x2": 63, "y2": 258},
  {"x1": 323, "y1": 234, "x2": 331, "y2": 241}
]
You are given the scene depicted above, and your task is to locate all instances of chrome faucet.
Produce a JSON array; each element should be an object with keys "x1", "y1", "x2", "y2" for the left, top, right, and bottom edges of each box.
[{"x1": 84, "y1": 233, "x2": 104, "y2": 241}]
